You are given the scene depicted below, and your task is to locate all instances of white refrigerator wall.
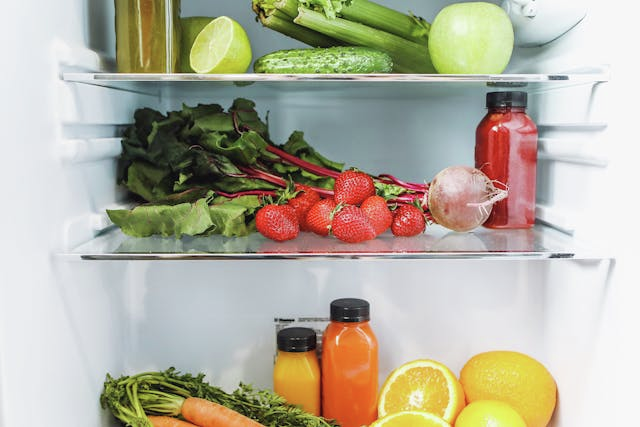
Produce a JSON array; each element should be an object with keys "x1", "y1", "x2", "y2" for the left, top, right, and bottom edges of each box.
[{"x1": 1, "y1": 2, "x2": 638, "y2": 427}]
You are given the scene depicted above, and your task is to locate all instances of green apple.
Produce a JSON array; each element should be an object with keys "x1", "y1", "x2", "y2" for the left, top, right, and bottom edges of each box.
[{"x1": 428, "y1": 2, "x2": 514, "y2": 74}]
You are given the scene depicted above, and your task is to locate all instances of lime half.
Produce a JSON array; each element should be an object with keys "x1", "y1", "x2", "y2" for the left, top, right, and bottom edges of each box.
[
  {"x1": 180, "y1": 16, "x2": 215, "y2": 73},
  {"x1": 189, "y1": 16, "x2": 252, "y2": 74}
]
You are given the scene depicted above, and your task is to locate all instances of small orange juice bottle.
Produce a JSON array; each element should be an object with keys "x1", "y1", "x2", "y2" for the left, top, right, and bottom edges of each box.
[{"x1": 273, "y1": 327, "x2": 321, "y2": 415}]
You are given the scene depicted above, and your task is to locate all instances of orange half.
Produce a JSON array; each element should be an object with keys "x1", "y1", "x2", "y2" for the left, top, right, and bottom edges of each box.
[
  {"x1": 371, "y1": 411, "x2": 451, "y2": 427},
  {"x1": 378, "y1": 359, "x2": 465, "y2": 424}
]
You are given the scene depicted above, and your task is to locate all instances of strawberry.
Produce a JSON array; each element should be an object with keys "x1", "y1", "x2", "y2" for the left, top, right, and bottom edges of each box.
[
  {"x1": 360, "y1": 195, "x2": 393, "y2": 235},
  {"x1": 287, "y1": 185, "x2": 321, "y2": 231},
  {"x1": 331, "y1": 205, "x2": 377, "y2": 243},
  {"x1": 305, "y1": 198, "x2": 337, "y2": 236},
  {"x1": 391, "y1": 204, "x2": 426, "y2": 237},
  {"x1": 333, "y1": 170, "x2": 376, "y2": 205},
  {"x1": 255, "y1": 204, "x2": 299, "y2": 242}
]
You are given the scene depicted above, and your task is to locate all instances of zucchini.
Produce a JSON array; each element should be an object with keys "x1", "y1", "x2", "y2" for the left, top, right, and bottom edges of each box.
[{"x1": 253, "y1": 46, "x2": 393, "y2": 74}]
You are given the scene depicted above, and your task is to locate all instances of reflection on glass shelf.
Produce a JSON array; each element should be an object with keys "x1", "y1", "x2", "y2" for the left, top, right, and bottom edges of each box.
[{"x1": 66, "y1": 224, "x2": 598, "y2": 260}]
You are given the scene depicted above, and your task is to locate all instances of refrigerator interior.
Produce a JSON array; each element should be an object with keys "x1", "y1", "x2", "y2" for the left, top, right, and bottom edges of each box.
[{"x1": 2, "y1": 1, "x2": 638, "y2": 426}]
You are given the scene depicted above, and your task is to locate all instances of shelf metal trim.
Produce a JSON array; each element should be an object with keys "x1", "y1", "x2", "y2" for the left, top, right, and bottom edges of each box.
[{"x1": 76, "y1": 252, "x2": 574, "y2": 261}]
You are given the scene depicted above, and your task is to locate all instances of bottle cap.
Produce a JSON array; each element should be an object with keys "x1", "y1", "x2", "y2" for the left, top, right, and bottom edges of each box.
[
  {"x1": 330, "y1": 298, "x2": 370, "y2": 322},
  {"x1": 277, "y1": 327, "x2": 317, "y2": 352},
  {"x1": 486, "y1": 91, "x2": 528, "y2": 108}
]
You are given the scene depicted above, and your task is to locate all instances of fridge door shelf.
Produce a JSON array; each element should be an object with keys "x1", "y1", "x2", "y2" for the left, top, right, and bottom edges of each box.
[
  {"x1": 63, "y1": 223, "x2": 602, "y2": 261},
  {"x1": 61, "y1": 70, "x2": 610, "y2": 98}
]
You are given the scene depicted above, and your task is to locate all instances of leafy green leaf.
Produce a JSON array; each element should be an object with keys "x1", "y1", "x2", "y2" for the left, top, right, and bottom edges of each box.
[
  {"x1": 157, "y1": 187, "x2": 213, "y2": 205},
  {"x1": 189, "y1": 150, "x2": 242, "y2": 178},
  {"x1": 148, "y1": 112, "x2": 185, "y2": 145},
  {"x1": 282, "y1": 131, "x2": 344, "y2": 172},
  {"x1": 133, "y1": 107, "x2": 166, "y2": 144},
  {"x1": 199, "y1": 130, "x2": 268, "y2": 166},
  {"x1": 181, "y1": 103, "x2": 224, "y2": 121},
  {"x1": 192, "y1": 113, "x2": 235, "y2": 134},
  {"x1": 298, "y1": 168, "x2": 336, "y2": 189},
  {"x1": 107, "y1": 194, "x2": 262, "y2": 238},
  {"x1": 375, "y1": 181, "x2": 411, "y2": 199},
  {"x1": 107, "y1": 196, "x2": 215, "y2": 238},
  {"x1": 208, "y1": 195, "x2": 261, "y2": 237},
  {"x1": 206, "y1": 176, "x2": 280, "y2": 193},
  {"x1": 124, "y1": 161, "x2": 173, "y2": 202},
  {"x1": 229, "y1": 98, "x2": 269, "y2": 137}
]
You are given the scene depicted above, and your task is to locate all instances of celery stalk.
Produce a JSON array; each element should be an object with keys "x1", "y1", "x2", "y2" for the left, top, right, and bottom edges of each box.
[
  {"x1": 257, "y1": 9, "x2": 343, "y2": 48},
  {"x1": 274, "y1": 0, "x2": 301, "y2": 19},
  {"x1": 294, "y1": 7, "x2": 435, "y2": 73},
  {"x1": 300, "y1": 0, "x2": 340, "y2": 19},
  {"x1": 251, "y1": 0, "x2": 280, "y2": 17},
  {"x1": 340, "y1": 0, "x2": 430, "y2": 44}
]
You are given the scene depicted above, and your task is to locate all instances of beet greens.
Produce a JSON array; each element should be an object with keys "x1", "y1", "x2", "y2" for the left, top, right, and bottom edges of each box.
[{"x1": 109, "y1": 98, "x2": 429, "y2": 238}]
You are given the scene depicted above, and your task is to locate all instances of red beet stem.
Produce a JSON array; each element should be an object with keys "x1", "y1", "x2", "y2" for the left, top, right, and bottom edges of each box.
[
  {"x1": 238, "y1": 165, "x2": 335, "y2": 198},
  {"x1": 216, "y1": 190, "x2": 278, "y2": 198},
  {"x1": 266, "y1": 145, "x2": 341, "y2": 179},
  {"x1": 377, "y1": 174, "x2": 429, "y2": 191}
]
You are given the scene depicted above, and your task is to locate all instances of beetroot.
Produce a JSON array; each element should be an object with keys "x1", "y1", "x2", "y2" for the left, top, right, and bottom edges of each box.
[{"x1": 427, "y1": 165, "x2": 507, "y2": 232}]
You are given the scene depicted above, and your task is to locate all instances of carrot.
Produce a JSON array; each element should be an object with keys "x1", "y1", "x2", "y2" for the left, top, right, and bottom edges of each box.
[
  {"x1": 148, "y1": 415, "x2": 199, "y2": 427},
  {"x1": 181, "y1": 397, "x2": 265, "y2": 427}
]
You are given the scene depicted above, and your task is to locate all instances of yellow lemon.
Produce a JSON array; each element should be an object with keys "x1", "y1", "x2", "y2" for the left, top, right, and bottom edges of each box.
[
  {"x1": 459, "y1": 351, "x2": 557, "y2": 427},
  {"x1": 454, "y1": 400, "x2": 526, "y2": 427}
]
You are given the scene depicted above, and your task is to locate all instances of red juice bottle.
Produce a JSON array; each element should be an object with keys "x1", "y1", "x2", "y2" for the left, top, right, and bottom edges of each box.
[{"x1": 475, "y1": 91, "x2": 538, "y2": 229}]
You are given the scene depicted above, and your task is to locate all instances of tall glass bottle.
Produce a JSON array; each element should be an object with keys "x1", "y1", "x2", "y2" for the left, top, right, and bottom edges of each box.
[
  {"x1": 475, "y1": 91, "x2": 538, "y2": 228},
  {"x1": 322, "y1": 298, "x2": 378, "y2": 427},
  {"x1": 114, "y1": 0, "x2": 181, "y2": 73}
]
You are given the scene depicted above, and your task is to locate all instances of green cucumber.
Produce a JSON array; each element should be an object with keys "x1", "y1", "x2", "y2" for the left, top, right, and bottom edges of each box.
[{"x1": 253, "y1": 46, "x2": 393, "y2": 74}]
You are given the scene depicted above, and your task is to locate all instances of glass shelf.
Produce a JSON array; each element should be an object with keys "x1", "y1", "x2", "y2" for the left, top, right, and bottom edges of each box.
[
  {"x1": 63, "y1": 71, "x2": 610, "y2": 84},
  {"x1": 61, "y1": 71, "x2": 610, "y2": 98},
  {"x1": 65, "y1": 224, "x2": 599, "y2": 261}
]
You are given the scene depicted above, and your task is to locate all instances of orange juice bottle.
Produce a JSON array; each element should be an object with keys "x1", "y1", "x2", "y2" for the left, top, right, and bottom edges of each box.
[
  {"x1": 273, "y1": 327, "x2": 321, "y2": 415},
  {"x1": 322, "y1": 298, "x2": 379, "y2": 427}
]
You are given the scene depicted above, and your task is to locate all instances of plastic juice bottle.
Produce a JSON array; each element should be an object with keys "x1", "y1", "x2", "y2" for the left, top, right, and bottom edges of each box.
[
  {"x1": 475, "y1": 91, "x2": 538, "y2": 229},
  {"x1": 114, "y1": 0, "x2": 181, "y2": 73},
  {"x1": 273, "y1": 327, "x2": 321, "y2": 416},
  {"x1": 322, "y1": 298, "x2": 378, "y2": 427}
]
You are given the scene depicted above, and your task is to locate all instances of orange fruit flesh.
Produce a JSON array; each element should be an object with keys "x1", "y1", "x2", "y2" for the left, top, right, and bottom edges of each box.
[
  {"x1": 378, "y1": 360, "x2": 465, "y2": 424},
  {"x1": 372, "y1": 410, "x2": 451, "y2": 427},
  {"x1": 384, "y1": 367, "x2": 449, "y2": 413}
]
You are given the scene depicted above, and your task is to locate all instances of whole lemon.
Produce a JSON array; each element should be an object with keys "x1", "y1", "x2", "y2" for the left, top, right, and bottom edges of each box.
[
  {"x1": 459, "y1": 351, "x2": 557, "y2": 427},
  {"x1": 455, "y1": 400, "x2": 526, "y2": 427}
]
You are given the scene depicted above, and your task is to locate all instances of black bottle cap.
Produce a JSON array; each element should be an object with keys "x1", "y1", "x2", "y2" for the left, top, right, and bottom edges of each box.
[
  {"x1": 330, "y1": 298, "x2": 370, "y2": 322},
  {"x1": 486, "y1": 91, "x2": 528, "y2": 108},
  {"x1": 277, "y1": 327, "x2": 317, "y2": 352}
]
